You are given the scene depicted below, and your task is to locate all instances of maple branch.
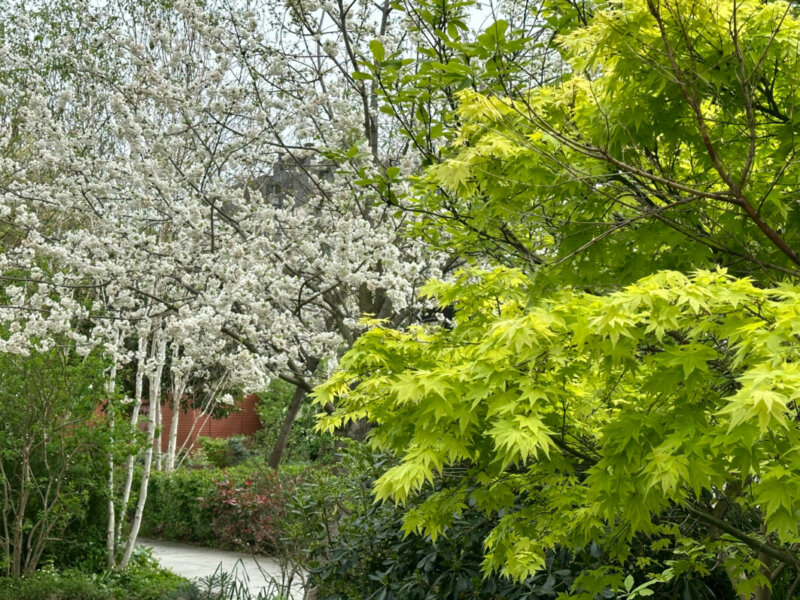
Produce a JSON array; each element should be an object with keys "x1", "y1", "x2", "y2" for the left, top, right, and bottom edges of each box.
[{"x1": 684, "y1": 503, "x2": 800, "y2": 568}]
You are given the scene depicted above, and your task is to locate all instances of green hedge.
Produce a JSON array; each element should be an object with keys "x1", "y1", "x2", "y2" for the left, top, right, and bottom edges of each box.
[
  {"x1": 141, "y1": 463, "x2": 299, "y2": 554},
  {"x1": 140, "y1": 469, "x2": 217, "y2": 543}
]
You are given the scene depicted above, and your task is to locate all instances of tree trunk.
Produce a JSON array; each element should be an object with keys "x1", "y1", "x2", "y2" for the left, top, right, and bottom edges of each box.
[
  {"x1": 753, "y1": 547, "x2": 773, "y2": 600},
  {"x1": 164, "y1": 344, "x2": 183, "y2": 473},
  {"x1": 0, "y1": 460, "x2": 12, "y2": 576},
  {"x1": 164, "y1": 381, "x2": 183, "y2": 473},
  {"x1": 120, "y1": 333, "x2": 166, "y2": 568},
  {"x1": 154, "y1": 397, "x2": 162, "y2": 472},
  {"x1": 268, "y1": 385, "x2": 306, "y2": 469},
  {"x1": 115, "y1": 334, "x2": 147, "y2": 551},
  {"x1": 11, "y1": 446, "x2": 31, "y2": 578},
  {"x1": 106, "y1": 429, "x2": 116, "y2": 568},
  {"x1": 105, "y1": 354, "x2": 118, "y2": 568}
]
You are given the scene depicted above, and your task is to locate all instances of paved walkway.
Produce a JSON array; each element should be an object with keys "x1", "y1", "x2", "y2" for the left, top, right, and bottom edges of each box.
[{"x1": 142, "y1": 539, "x2": 305, "y2": 599}]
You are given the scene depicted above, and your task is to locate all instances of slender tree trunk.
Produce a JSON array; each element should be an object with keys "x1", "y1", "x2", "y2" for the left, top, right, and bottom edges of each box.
[
  {"x1": 164, "y1": 396, "x2": 180, "y2": 472},
  {"x1": 106, "y1": 445, "x2": 116, "y2": 567},
  {"x1": 154, "y1": 397, "x2": 162, "y2": 472},
  {"x1": 11, "y1": 446, "x2": 31, "y2": 578},
  {"x1": 0, "y1": 460, "x2": 12, "y2": 576},
  {"x1": 164, "y1": 344, "x2": 183, "y2": 473},
  {"x1": 115, "y1": 334, "x2": 147, "y2": 552},
  {"x1": 105, "y1": 353, "x2": 118, "y2": 568},
  {"x1": 268, "y1": 385, "x2": 306, "y2": 469},
  {"x1": 165, "y1": 377, "x2": 184, "y2": 473},
  {"x1": 120, "y1": 333, "x2": 166, "y2": 568}
]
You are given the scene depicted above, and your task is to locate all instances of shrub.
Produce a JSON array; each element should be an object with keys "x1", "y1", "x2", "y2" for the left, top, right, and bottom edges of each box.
[
  {"x1": 47, "y1": 481, "x2": 111, "y2": 572},
  {"x1": 0, "y1": 346, "x2": 112, "y2": 576},
  {"x1": 0, "y1": 569, "x2": 112, "y2": 600},
  {"x1": 140, "y1": 468, "x2": 217, "y2": 543},
  {"x1": 0, "y1": 557, "x2": 187, "y2": 600},
  {"x1": 201, "y1": 469, "x2": 297, "y2": 555},
  {"x1": 142, "y1": 465, "x2": 297, "y2": 555},
  {"x1": 285, "y1": 445, "x2": 735, "y2": 600},
  {"x1": 198, "y1": 436, "x2": 251, "y2": 470},
  {"x1": 112, "y1": 555, "x2": 191, "y2": 600}
]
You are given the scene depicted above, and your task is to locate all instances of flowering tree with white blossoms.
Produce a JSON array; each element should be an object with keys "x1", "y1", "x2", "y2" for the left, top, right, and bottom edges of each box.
[
  {"x1": 0, "y1": 0, "x2": 544, "y2": 571},
  {"x1": 0, "y1": 0, "x2": 443, "y2": 568}
]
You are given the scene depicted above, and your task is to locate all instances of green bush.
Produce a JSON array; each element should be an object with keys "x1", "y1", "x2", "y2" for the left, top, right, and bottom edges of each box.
[
  {"x1": 112, "y1": 560, "x2": 191, "y2": 600},
  {"x1": 0, "y1": 345, "x2": 114, "y2": 576},
  {"x1": 197, "y1": 436, "x2": 251, "y2": 470},
  {"x1": 47, "y1": 482, "x2": 112, "y2": 572},
  {"x1": 140, "y1": 469, "x2": 217, "y2": 543},
  {"x1": 0, "y1": 560, "x2": 187, "y2": 600},
  {"x1": 141, "y1": 464, "x2": 297, "y2": 554},
  {"x1": 0, "y1": 569, "x2": 111, "y2": 600}
]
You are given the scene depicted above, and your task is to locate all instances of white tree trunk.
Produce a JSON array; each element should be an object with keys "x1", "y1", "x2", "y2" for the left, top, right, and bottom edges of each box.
[
  {"x1": 165, "y1": 345, "x2": 184, "y2": 473},
  {"x1": 164, "y1": 394, "x2": 183, "y2": 473},
  {"x1": 164, "y1": 397, "x2": 180, "y2": 473},
  {"x1": 120, "y1": 331, "x2": 166, "y2": 568},
  {"x1": 154, "y1": 395, "x2": 162, "y2": 472},
  {"x1": 115, "y1": 334, "x2": 148, "y2": 553},
  {"x1": 105, "y1": 407, "x2": 116, "y2": 567},
  {"x1": 105, "y1": 339, "x2": 119, "y2": 568}
]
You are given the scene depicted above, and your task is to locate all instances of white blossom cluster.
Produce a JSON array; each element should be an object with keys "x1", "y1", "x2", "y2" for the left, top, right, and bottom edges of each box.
[{"x1": 0, "y1": 0, "x2": 445, "y2": 394}]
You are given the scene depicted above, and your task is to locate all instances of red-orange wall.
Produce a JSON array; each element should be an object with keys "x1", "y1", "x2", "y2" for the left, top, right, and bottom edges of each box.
[{"x1": 155, "y1": 393, "x2": 263, "y2": 452}]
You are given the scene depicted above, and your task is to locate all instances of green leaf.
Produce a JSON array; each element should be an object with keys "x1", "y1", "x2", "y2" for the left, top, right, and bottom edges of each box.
[
  {"x1": 369, "y1": 39, "x2": 385, "y2": 63},
  {"x1": 624, "y1": 574, "x2": 634, "y2": 591}
]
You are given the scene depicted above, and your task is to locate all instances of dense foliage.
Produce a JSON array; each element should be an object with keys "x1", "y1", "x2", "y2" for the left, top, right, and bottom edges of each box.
[
  {"x1": 0, "y1": 346, "x2": 112, "y2": 576},
  {"x1": 298, "y1": 447, "x2": 581, "y2": 600},
  {"x1": 409, "y1": 0, "x2": 800, "y2": 287},
  {"x1": 317, "y1": 0, "x2": 800, "y2": 598},
  {"x1": 0, "y1": 552, "x2": 187, "y2": 600},
  {"x1": 142, "y1": 463, "x2": 299, "y2": 556}
]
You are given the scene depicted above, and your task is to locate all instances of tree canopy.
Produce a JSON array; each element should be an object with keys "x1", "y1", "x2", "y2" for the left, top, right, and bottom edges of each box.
[{"x1": 317, "y1": 0, "x2": 800, "y2": 597}]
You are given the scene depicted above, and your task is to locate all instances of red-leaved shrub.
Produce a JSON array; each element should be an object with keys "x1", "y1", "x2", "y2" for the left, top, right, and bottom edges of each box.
[{"x1": 201, "y1": 469, "x2": 298, "y2": 554}]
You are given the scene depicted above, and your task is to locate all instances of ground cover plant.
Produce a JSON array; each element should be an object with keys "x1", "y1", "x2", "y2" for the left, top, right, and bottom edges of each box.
[{"x1": 0, "y1": 551, "x2": 188, "y2": 600}]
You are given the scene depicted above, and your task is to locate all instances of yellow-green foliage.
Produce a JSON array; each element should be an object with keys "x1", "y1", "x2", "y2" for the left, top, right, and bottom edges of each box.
[
  {"x1": 413, "y1": 0, "x2": 800, "y2": 288},
  {"x1": 317, "y1": 267, "x2": 800, "y2": 593},
  {"x1": 321, "y1": 0, "x2": 800, "y2": 595}
]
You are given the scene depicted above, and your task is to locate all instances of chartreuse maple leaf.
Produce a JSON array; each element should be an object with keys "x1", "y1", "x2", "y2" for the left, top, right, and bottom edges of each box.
[
  {"x1": 315, "y1": 267, "x2": 800, "y2": 593},
  {"x1": 410, "y1": 0, "x2": 800, "y2": 295},
  {"x1": 320, "y1": 0, "x2": 800, "y2": 595}
]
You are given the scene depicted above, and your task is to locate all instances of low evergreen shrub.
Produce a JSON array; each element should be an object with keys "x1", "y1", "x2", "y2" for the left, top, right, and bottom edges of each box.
[
  {"x1": 141, "y1": 469, "x2": 217, "y2": 543},
  {"x1": 0, "y1": 560, "x2": 187, "y2": 600}
]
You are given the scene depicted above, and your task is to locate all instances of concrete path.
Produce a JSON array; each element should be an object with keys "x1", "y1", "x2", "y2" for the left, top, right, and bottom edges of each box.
[{"x1": 142, "y1": 539, "x2": 305, "y2": 599}]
